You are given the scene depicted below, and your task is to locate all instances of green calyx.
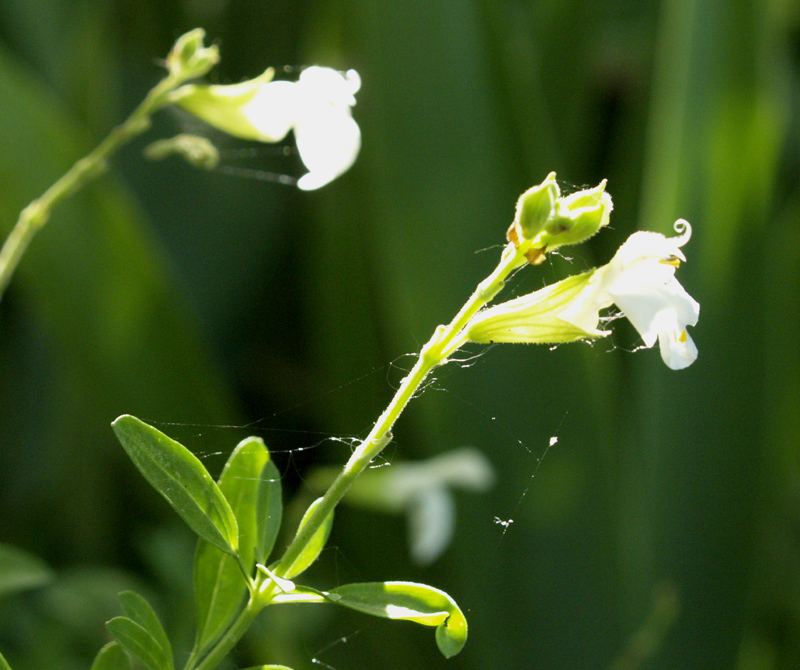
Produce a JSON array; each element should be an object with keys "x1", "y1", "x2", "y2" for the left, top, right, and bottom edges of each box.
[
  {"x1": 465, "y1": 270, "x2": 606, "y2": 345},
  {"x1": 174, "y1": 68, "x2": 277, "y2": 142}
]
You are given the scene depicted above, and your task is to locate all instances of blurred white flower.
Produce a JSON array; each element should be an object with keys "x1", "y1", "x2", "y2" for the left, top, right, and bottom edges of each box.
[
  {"x1": 306, "y1": 447, "x2": 494, "y2": 565},
  {"x1": 176, "y1": 66, "x2": 361, "y2": 190},
  {"x1": 560, "y1": 219, "x2": 700, "y2": 369},
  {"x1": 241, "y1": 67, "x2": 362, "y2": 190}
]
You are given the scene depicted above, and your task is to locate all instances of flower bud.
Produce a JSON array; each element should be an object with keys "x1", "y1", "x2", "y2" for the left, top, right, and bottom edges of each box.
[
  {"x1": 166, "y1": 29, "x2": 220, "y2": 80},
  {"x1": 508, "y1": 172, "x2": 559, "y2": 244},
  {"x1": 539, "y1": 180, "x2": 612, "y2": 250}
]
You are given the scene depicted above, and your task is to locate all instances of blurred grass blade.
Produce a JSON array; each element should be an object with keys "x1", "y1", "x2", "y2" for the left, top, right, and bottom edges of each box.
[
  {"x1": 106, "y1": 616, "x2": 170, "y2": 670},
  {"x1": 255, "y1": 458, "x2": 283, "y2": 564},
  {"x1": 330, "y1": 581, "x2": 467, "y2": 658},
  {"x1": 111, "y1": 415, "x2": 238, "y2": 556},
  {"x1": 194, "y1": 437, "x2": 268, "y2": 651},
  {"x1": 0, "y1": 542, "x2": 54, "y2": 596},
  {"x1": 0, "y1": 650, "x2": 12, "y2": 670},
  {"x1": 117, "y1": 591, "x2": 173, "y2": 670},
  {"x1": 90, "y1": 642, "x2": 132, "y2": 670},
  {"x1": 278, "y1": 497, "x2": 333, "y2": 580}
]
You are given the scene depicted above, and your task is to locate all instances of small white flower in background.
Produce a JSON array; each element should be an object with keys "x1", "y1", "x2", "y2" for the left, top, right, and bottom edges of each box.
[
  {"x1": 176, "y1": 66, "x2": 361, "y2": 190},
  {"x1": 305, "y1": 447, "x2": 495, "y2": 565},
  {"x1": 560, "y1": 219, "x2": 700, "y2": 369}
]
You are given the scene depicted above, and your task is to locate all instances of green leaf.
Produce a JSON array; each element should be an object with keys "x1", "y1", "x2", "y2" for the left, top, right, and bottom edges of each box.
[
  {"x1": 0, "y1": 649, "x2": 12, "y2": 670},
  {"x1": 241, "y1": 666, "x2": 295, "y2": 670},
  {"x1": 329, "y1": 582, "x2": 468, "y2": 658},
  {"x1": 90, "y1": 642, "x2": 132, "y2": 670},
  {"x1": 117, "y1": 591, "x2": 173, "y2": 670},
  {"x1": 279, "y1": 497, "x2": 333, "y2": 580},
  {"x1": 194, "y1": 437, "x2": 268, "y2": 651},
  {"x1": 106, "y1": 617, "x2": 171, "y2": 670},
  {"x1": 111, "y1": 415, "x2": 239, "y2": 555},
  {"x1": 0, "y1": 542, "x2": 53, "y2": 597},
  {"x1": 255, "y1": 458, "x2": 283, "y2": 564}
]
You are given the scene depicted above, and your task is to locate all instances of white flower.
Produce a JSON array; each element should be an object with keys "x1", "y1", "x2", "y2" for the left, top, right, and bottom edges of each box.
[
  {"x1": 559, "y1": 220, "x2": 700, "y2": 369},
  {"x1": 241, "y1": 67, "x2": 362, "y2": 190}
]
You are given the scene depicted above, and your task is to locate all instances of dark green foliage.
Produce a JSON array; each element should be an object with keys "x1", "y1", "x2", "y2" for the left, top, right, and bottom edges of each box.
[{"x1": 1, "y1": 1, "x2": 799, "y2": 669}]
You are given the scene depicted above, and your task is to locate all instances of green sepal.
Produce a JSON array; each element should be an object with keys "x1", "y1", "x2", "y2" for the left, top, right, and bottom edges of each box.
[
  {"x1": 466, "y1": 270, "x2": 605, "y2": 345},
  {"x1": 539, "y1": 180, "x2": 612, "y2": 251},
  {"x1": 194, "y1": 437, "x2": 269, "y2": 651},
  {"x1": 0, "y1": 542, "x2": 54, "y2": 597},
  {"x1": 111, "y1": 415, "x2": 239, "y2": 556},
  {"x1": 329, "y1": 582, "x2": 467, "y2": 658},
  {"x1": 513, "y1": 172, "x2": 559, "y2": 242},
  {"x1": 89, "y1": 642, "x2": 132, "y2": 670},
  {"x1": 165, "y1": 28, "x2": 220, "y2": 80},
  {"x1": 276, "y1": 497, "x2": 333, "y2": 579},
  {"x1": 255, "y1": 458, "x2": 283, "y2": 564}
]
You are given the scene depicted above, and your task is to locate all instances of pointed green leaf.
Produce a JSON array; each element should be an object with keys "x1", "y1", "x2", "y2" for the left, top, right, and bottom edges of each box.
[
  {"x1": 329, "y1": 582, "x2": 468, "y2": 658},
  {"x1": 90, "y1": 642, "x2": 132, "y2": 670},
  {"x1": 0, "y1": 543, "x2": 54, "y2": 596},
  {"x1": 117, "y1": 591, "x2": 173, "y2": 670},
  {"x1": 194, "y1": 437, "x2": 267, "y2": 651},
  {"x1": 255, "y1": 458, "x2": 283, "y2": 564},
  {"x1": 279, "y1": 497, "x2": 333, "y2": 580},
  {"x1": 106, "y1": 617, "x2": 171, "y2": 670},
  {"x1": 0, "y1": 650, "x2": 12, "y2": 670},
  {"x1": 111, "y1": 415, "x2": 238, "y2": 555}
]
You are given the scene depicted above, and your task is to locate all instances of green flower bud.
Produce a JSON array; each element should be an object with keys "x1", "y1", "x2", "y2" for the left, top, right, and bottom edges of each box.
[
  {"x1": 466, "y1": 270, "x2": 606, "y2": 345},
  {"x1": 144, "y1": 134, "x2": 220, "y2": 170},
  {"x1": 539, "y1": 180, "x2": 612, "y2": 250},
  {"x1": 508, "y1": 172, "x2": 560, "y2": 244},
  {"x1": 166, "y1": 29, "x2": 220, "y2": 80}
]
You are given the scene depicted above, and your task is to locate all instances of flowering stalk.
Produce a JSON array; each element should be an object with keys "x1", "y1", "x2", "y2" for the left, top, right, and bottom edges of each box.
[{"x1": 0, "y1": 29, "x2": 220, "y2": 303}]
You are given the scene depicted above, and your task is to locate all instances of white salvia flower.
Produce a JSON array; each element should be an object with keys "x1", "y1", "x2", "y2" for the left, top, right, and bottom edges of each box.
[
  {"x1": 559, "y1": 219, "x2": 700, "y2": 369},
  {"x1": 241, "y1": 67, "x2": 362, "y2": 190}
]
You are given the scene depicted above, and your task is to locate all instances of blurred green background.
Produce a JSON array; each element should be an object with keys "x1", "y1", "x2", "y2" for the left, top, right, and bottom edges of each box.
[{"x1": 1, "y1": 0, "x2": 799, "y2": 668}]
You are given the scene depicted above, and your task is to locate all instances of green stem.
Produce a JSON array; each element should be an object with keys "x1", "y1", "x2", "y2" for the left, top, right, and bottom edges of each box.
[
  {"x1": 272, "y1": 241, "x2": 527, "y2": 583},
  {"x1": 189, "y1": 241, "x2": 529, "y2": 670},
  {"x1": 0, "y1": 73, "x2": 184, "y2": 302}
]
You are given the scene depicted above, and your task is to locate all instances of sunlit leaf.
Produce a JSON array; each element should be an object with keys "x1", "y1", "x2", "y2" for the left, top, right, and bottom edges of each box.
[
  {"x1": 0, "y1": 649, "x2": 12, "y2": 670},
  {"x1": 194, "y1": 437, "x2": 267, "y2": 651},
  {"x1": 255, "y1": 458, "x2": 283, "y2": 565},
  {"x1": 89, "y1": 642, "x2": 132, "y2": 670},
  {"x1": 330, "y1": 581, "x2": 467, "y2": 658},
  {"x1": 0, "y1": 542, "x2": 53, "y2": 596},
  {"x1": 117, "y1": 591, "x2": 173, "y2": 670},
  {"x1": 278, "y1": 497, "x2": 333, "y2": 580},
  {"x1": 111, "y1": 415, "x2": 238, "y2": 556}
]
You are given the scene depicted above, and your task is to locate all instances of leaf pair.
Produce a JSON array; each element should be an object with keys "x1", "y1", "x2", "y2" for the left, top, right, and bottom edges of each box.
[
  {"x1": 194, "y1": 435, "x2": 282, "y2": 652},
  {"x1": 111, "y1": 415, "x2": 285, "y2": 653},
  {"x1": 106, "y1": 591, "x2": 173, "y2": 670}
]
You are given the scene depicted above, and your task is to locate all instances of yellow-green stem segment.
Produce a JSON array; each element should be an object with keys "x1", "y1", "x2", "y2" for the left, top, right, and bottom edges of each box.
[{"x1": 0, "y1": 73, "x2": 189, "y2": 301}]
